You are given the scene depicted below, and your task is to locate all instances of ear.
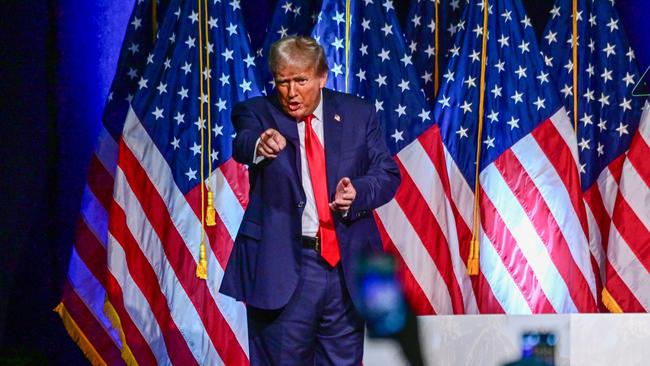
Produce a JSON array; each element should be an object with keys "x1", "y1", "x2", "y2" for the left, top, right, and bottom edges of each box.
[{"x1": 319, "y1": 71, "x2": 328, "y2": 89}]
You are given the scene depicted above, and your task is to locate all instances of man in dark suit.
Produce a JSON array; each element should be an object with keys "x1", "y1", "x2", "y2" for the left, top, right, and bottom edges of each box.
[{"x1": 220, "y1": 35, "x2": 400, "y2": 365}]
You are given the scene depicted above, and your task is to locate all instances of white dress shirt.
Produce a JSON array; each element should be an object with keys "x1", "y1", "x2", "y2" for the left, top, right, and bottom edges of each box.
[{"x1": 296, "y1": 95, "x2": 323, "y2": 237}]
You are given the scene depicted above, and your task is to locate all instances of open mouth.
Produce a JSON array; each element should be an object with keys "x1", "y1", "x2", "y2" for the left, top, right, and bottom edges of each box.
[{"x1": 288, "y1": 101, "x2": 301, "y2": 112}]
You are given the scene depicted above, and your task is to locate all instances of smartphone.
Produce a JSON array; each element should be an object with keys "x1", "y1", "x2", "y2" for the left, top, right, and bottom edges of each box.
[{"x1": 355, "y1": 253, "x2": 407, "y2": 337}]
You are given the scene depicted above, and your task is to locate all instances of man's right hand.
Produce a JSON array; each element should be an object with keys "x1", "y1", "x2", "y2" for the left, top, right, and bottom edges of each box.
[{"x1": 257, "y1": 128, "x2": 286, "y2": 159}]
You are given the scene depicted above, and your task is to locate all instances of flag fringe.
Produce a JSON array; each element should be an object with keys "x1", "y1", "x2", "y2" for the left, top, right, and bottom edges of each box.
[
  {"x1": 602, "y1": 287, "x2": 623, "y2": 313},
  {"x1": 54, "y1": 302, "x2": 108, "y2": 366},
  {"x1": 103, "y1": 300, "x2": 140, "y2": 365}
]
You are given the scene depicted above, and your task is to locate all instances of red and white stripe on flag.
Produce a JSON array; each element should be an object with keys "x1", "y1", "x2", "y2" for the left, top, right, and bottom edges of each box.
[
  {"x1": 605, "y1": 101, "x2": 650, "y2": 312},
  {"x1": 104, "y1": 108, "x2": 250, "y2": 365},
  {"x1": 56, "y1": 125, "x2": 129, "y2": 365},
  {"x1": 376, "y1": 108, "x2": 599, "y2": 314}
]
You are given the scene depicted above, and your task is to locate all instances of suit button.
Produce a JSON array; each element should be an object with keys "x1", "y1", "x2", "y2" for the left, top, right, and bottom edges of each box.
[
  {"x1": 297, "y1": 201, "x2": 305, "y2": 208},
  {"x1": 359, "y1": 210, "x2": 368, "y2": 216}
]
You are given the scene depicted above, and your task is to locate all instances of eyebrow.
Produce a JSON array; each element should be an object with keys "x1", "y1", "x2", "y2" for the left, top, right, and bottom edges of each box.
[{"x1": 276, "y1": 75, "x2": 309, "y2": 83}]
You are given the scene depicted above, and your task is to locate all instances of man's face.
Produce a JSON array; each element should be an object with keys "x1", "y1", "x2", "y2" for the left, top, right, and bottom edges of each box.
[{"x1": 274, "y1": 62, "x2": 327, "y2": 121}]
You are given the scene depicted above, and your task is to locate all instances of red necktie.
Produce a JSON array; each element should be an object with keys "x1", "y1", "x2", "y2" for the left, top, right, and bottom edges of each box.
[{"x1": 303, "y1": 114, "x2": 340, "y2": 267}]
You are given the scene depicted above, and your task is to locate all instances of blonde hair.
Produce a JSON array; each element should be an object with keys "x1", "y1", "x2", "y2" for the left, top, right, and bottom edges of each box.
[{"x1": 269, "y1": 36, "x2": 329, "y2": 76}]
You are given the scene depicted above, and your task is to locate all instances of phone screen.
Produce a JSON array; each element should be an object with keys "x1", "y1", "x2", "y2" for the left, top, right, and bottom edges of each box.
[{"x1": 521, "y1": 331, "x2": 556, "y2": 366}]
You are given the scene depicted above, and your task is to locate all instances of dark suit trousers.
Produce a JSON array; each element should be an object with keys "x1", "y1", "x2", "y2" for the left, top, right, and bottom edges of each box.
[{"x1": 246, "y1": 247, "x2": 364, "y2": 365}]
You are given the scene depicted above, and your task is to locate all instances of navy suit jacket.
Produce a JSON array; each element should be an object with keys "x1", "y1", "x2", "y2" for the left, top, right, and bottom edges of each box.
[{"x1": 220, "y1": 88, "x2": 400, "y2": 310}]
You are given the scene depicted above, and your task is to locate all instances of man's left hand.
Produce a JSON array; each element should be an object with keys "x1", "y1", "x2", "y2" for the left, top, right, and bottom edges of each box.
[{"x1": 329, "y1": 177, "x2": 356, "y2": 213}]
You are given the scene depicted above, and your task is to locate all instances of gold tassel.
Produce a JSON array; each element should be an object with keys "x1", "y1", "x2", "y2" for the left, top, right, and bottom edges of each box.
[
  {"x1": 206, "y1": 190, "x2": 216, "y2": 226},
  {"x1": 195, "y1": 0, "x2": 209, "y2": 281},
  {"x1": 467, "y1": 238, "x2": 479, "y2": 275},
  {"x1": 602, "y1": 288, "x2": 623, "y2": 313},
  {"x1": 196, "y1": 242, "x2": 208, "y2": 279},
  {"x1": 467, "y1": 0, "x2": 489, "y2": 277}
]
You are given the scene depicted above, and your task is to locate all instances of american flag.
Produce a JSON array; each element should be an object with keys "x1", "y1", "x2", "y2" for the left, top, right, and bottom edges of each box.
[
  {"x1": 381, "y1": 0, "x2": 599, "y2": 314},
  {"x1": 55, "y1": 1, "x2": 170, "y2": 364},
  {"x1": 433, "y1": 0, "x2": 600, "y2": 313},
  {"x1": 60, "y1": 0, "x2": 263, "y2": 363},
  {"x1": 311, "y1": 0, "x2": 432, "y2": 155},
  {"x1": 402, "y1": 0, "x2": 466, "y2": 105},
  {"x1": 541, "y1": 0, "x2": 648, "y2": 312},
  {"x1": 311, "y1": 0, "x2": 459, "y2": 315},
  {"x1": 257, "y1": 0, "x2": 322, "y2": 91}
]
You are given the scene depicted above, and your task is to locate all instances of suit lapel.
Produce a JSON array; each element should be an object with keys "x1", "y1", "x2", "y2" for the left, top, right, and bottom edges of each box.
[{"x1": 322, "y1": 89, "x2": 343, "y2": 197}]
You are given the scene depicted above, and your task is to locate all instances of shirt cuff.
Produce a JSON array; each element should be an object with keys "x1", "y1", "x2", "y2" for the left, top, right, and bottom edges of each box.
[{"x1": 252, "y1": 137, "x2": 265, "y2": 164}]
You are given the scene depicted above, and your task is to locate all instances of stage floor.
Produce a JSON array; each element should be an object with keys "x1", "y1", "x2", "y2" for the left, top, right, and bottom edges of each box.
[{"x1": 364, "y1": 313, "x2": 650, "y2": 366}]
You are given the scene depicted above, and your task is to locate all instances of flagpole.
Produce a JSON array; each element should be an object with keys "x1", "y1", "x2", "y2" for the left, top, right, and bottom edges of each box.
[
  {"x1": 152, "y1": 0, "x2": 158, "y2": 40},
  {"x1": 572, "y1": 0, "x2": 578, "y2": 132},
  {"x1": 345, "y1": 0, "x2": 351, "y2": 93},
  {"x1": 434, "y1": 0, "x2": 440, "y2": 96},
  {"x1": 196, "y1": 0, "x2": 209, "y2": 280}
]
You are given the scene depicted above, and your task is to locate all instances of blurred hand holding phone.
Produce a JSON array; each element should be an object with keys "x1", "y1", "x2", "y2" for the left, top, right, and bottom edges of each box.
[{"x1": 356, "y1": 253, "x2": 424, "y2": 366}]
